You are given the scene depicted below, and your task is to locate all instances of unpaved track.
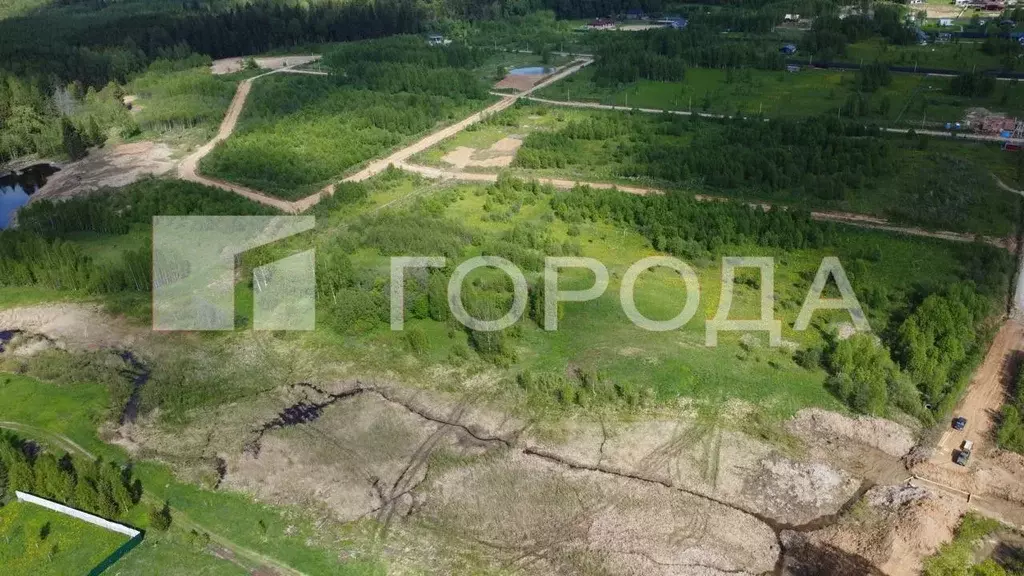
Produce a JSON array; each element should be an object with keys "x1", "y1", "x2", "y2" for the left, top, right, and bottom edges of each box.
[
  {"x1": 0, "y1": 420, "x2": 308, "y2": 576},
  {"x1": 396, "y1": 161, "x2": 1013, "y2": 250},
  {"x1": 340, "y1": 58, "x2": 594, "y2": 185},
  {"x1": 932, "y1": 321, "x2": 1024, "y2": 471},
  {"x1": 178, "y1": 54, "x2": 1019, "y2": 252},
  {"x1": 177, "y1": 68, "x2": 302, "y2": 213}
]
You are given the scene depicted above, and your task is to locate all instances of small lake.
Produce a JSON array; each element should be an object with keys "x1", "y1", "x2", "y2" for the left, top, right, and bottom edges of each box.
[
  {"x1": 509, "y1": 66, "x2": 553, "y2": 76},
  {"x1": 0, "y1": 163, "x2": 58, "y2": 229}
]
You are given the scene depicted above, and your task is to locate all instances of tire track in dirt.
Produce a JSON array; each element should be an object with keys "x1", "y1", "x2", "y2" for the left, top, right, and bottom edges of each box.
[{"x1": 243, "y1": 380, "x2": 896, "y2": 574}]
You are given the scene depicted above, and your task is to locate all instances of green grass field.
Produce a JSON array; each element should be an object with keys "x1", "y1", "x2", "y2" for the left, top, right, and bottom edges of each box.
[{"x1": 0, "y1": 500, "x2": 129, "y2": 576}]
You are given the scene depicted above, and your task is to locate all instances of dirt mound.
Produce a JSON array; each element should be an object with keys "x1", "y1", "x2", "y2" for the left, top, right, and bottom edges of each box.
[
  {"x1": 781, "y1": 484, "x2": 966, "y2": 576},
  {"x1": 788, "y1": 408, "x2": 917, "y2": 458}
]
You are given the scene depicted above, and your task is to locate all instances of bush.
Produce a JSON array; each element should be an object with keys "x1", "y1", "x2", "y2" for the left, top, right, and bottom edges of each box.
[{"x1": 148, "y1": 501, "x2": 172, "y2": 531}]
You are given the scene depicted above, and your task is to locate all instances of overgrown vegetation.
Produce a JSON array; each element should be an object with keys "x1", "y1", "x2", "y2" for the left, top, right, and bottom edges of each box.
[
  {"x1": 998, "y1": 360, "x2": 1024, "y2": 455},
  {"x1": 922, "y1": 513, "x2": 1023, "y2": 576},
  {"x1": 510, "y1": 106, "x2": 1022, "y2": 236}
]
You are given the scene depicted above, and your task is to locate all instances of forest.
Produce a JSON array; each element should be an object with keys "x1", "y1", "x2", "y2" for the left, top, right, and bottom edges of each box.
[
  {"x1": 512, "y1": 109, "x2": 1023, "y2": 236},
  {"x1": 591, "y1": 27, "x2": 786, "y2": 85}
]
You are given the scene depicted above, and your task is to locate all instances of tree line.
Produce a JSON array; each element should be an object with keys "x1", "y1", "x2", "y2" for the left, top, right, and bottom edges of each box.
[
  {"x1": 591, "y1": 27, "x2": 786, "y2": 84},
  {"x1": 0, "y1": 0, "x2": 425, "y2": 88},
  {"x1": 0, "y1": 429, "x2": 141, "y2": 520},
  {"x1": 819, "y1": 281, "x2": 998, "y2": 423}
]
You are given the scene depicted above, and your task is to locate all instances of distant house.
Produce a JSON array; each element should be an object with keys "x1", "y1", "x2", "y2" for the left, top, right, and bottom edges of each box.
[
  {"x1": 657, "y1": 15, "x2": 688, "y2": 29},
  {"x1": 983, "y1": 2, "x2": 1005, "y2": 11},
  {"x1": 954, "y1": 0, "x2": 972, "y2": 6},
  {"x1": 625, "y1": 9, "x2": 646, "y2": 20},
  {"x1": 783, "y1": 13, "x2": 801, "y2": 22},
  {"x1": 588, "y1": 18, "x2": 616, "y2": 30},
  {"x1": 786, "y1": 65, "x2": 801, "y2": 73},
  {"x1": 938, "y1": 18, "x2": 954, "y2": 26},
  {"x1": 426, "y1": 34, "x2": 451, "y2": 46},
  {"x1": 780, "y1": 44, "x2": 798, "y2": 55}
]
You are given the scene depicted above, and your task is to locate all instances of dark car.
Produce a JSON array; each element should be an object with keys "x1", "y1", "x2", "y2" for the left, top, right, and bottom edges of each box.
[
  {"x1": 955, "y1": 450, "x2": 971, "y2": 466},
  {"x1": 953, "y1": 416, "x2": 967, "y2": 430}
]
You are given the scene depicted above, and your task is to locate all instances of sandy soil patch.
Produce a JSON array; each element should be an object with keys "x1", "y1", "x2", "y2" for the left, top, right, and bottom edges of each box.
[
  {"x1": 788, "y1": 408, "x2": 917, "y2": 459},
  {"x1": 527, "y1": 417, "x2": 860, "y2": 526},
  {"x1": 29, "y1": 141, "x2": 174, "y2": 203},
  {"x1": 494, "y1": 74, "x2": 544, "y2": 92},
  {"x1": 210, "y1": 54, "x2": 321, "y2": 75},
  {"x1": 223, "y1": 392, "x2": 478, "y2": 521},
  {"x1": 0, "y1": 304, "x2": 141, "y2": 350},
  {"x1": 440, "y1": 137, "x2": 522, "y2": 170}
]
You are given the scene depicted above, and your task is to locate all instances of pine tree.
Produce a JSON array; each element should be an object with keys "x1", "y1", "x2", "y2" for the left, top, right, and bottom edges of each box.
[{"x1": 60, "y1": 117, "x2": 87, "y2": 160}]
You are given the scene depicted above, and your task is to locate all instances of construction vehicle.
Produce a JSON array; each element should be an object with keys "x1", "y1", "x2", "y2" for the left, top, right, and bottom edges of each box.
[{"x1": 956, "y1": 439, "x2": 973, "y2": 466}]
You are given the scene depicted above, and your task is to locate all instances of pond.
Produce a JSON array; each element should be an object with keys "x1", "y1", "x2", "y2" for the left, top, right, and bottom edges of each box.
[
  {"x1": 0, "y1": 163, "x2": 58, "y2": 229},
  {"x1": 509, "y1": 66, "x2": 553, "y2": 76}
]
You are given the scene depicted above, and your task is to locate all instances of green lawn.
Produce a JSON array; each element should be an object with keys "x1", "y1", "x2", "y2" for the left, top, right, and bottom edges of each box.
[{"x1": 0, "y1": 500, "x2": 129, "y2": 576}]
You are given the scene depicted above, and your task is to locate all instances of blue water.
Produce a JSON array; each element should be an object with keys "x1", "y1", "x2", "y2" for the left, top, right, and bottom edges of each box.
[
  {"x1": 509, "y1": 66, "x2": 552, "y2": 76},
  {"x1": 0, "y1": 164, "x2": 58, "y2": 229}
]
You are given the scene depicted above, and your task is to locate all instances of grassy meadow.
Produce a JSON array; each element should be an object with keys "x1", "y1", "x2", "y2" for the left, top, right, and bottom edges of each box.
[{"x1": 0, "y1": 500, "x2": 129, "y2": 576}]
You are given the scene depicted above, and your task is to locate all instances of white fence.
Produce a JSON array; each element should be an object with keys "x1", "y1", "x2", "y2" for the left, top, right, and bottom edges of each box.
[{"x1": 15, "y1": 491, "x2": 141, "y2": 538}]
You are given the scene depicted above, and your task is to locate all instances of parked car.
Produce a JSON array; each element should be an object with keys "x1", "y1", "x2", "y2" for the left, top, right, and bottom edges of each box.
[{"x1": 953, "y1": 416, "x2": 967, "y2": 430}]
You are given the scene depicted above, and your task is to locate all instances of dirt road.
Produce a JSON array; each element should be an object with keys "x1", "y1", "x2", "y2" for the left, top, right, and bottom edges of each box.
[
  {"x1": 177, "y1": 68, "x2": 303, "y2": 213},
  {"x1": 932, "y1": 322, "x2": 1024, "y2": 472},
  {"x1": 341, "y1": 58, "x2": 593, "y2": 184}
]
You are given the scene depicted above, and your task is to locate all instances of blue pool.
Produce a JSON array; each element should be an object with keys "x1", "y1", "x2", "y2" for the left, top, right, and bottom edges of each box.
[
  {"x1": 509, "y1": 66, "x2": 553, "y2": 76},
  {"x1": 0, "y1": 163, "x2": 58, "y2": 229}
]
